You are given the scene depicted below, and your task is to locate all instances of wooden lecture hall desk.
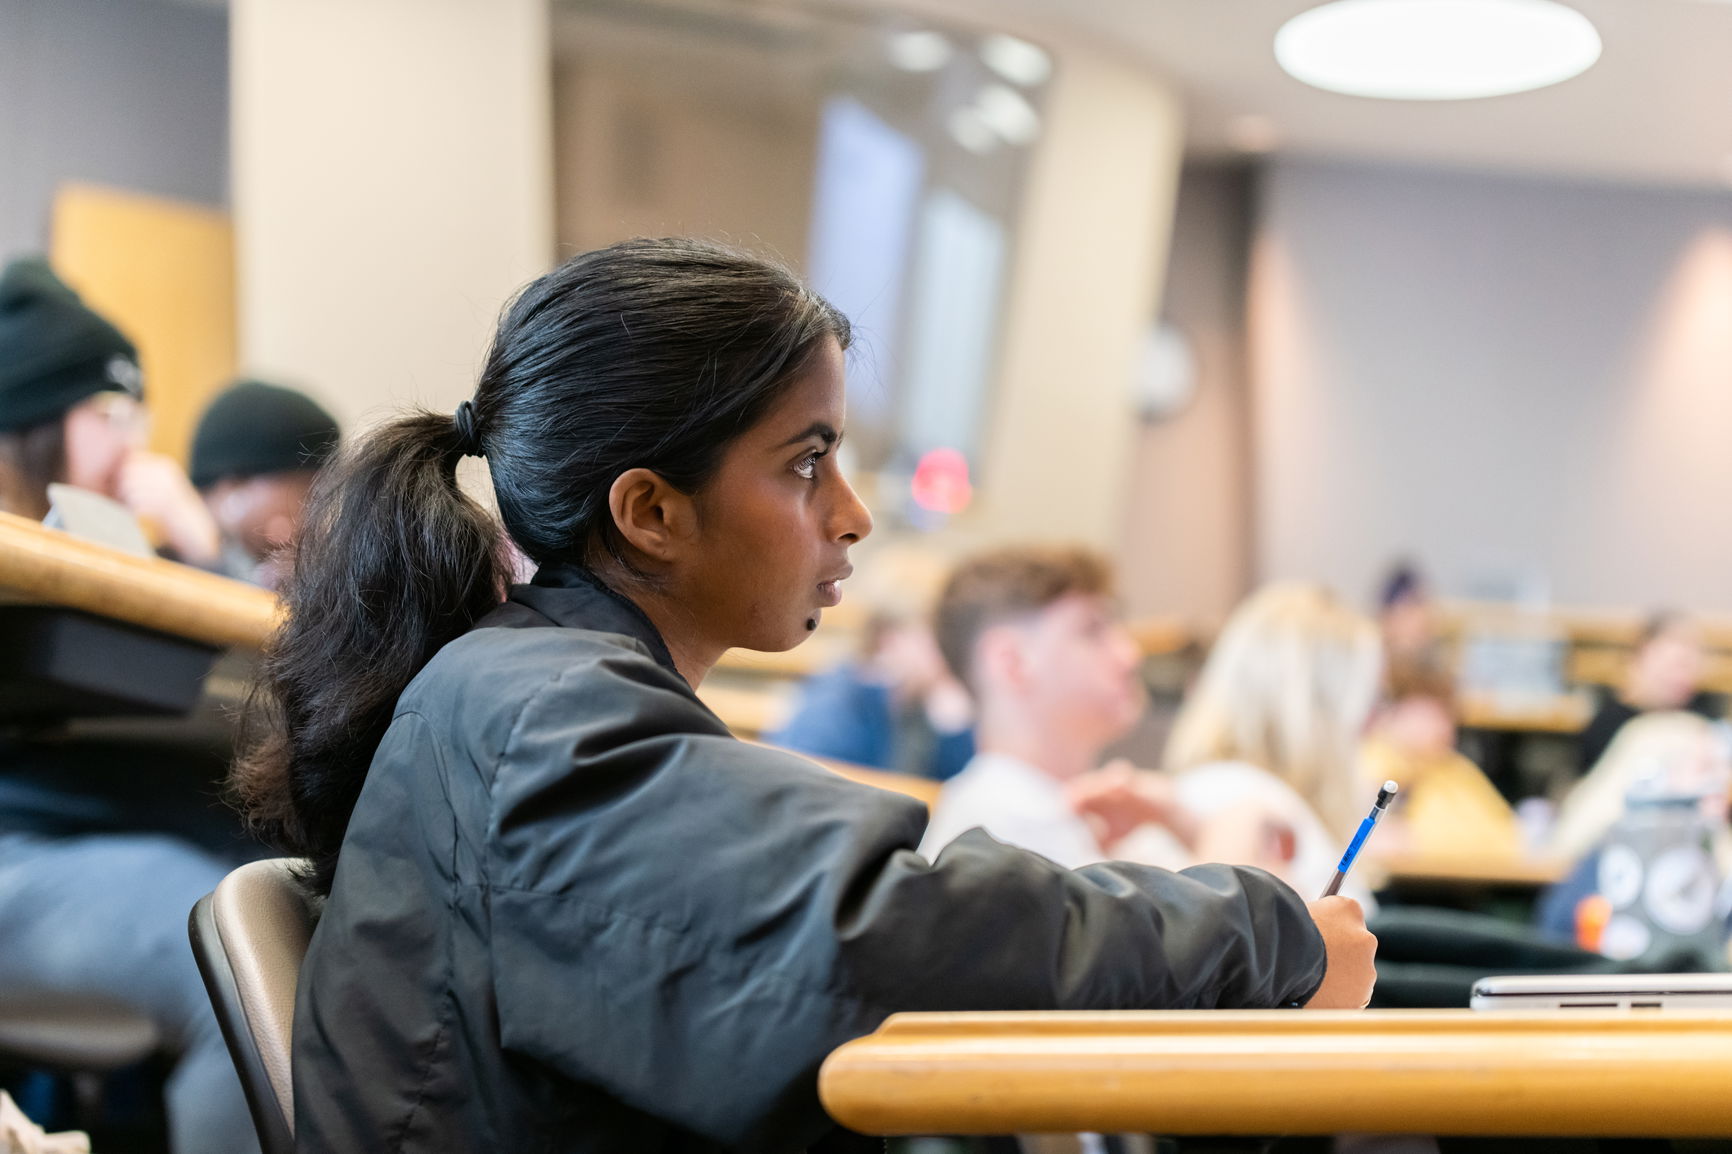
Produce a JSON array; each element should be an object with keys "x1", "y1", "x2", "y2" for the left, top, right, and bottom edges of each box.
[
  {"x1": 1369, "y1": 849, "x2": 1567, "y2": 891},
  {"x1": 820, "y1": 1009, "x2": 1732, "y2": 1139},
  {"x1": 0, "y1": 510, "x2": 276, "y2": 650}
]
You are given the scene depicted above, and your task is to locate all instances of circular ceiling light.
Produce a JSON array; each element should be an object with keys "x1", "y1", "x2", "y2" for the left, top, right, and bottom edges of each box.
[
  {"x1": 888, "y1": 30, "x2": 952, "y2": 73},
  {"x1": 947, "y1": 107, "x2": 998, "y2": 155},
  {"x1": 1275, "y1": 0, "x2": 1601, "y2": 101},
  {"x1": 974, "y1": 84, "x2": 1041, "y2": 147},
  {"x1": 979, "y1": 34, "x2": 1052, "y2": 87}
]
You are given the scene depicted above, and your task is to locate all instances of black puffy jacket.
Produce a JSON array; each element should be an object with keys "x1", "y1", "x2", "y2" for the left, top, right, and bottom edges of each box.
[{"x1": 292, "y1": 563, "x2": 1326, "y2": 1153}]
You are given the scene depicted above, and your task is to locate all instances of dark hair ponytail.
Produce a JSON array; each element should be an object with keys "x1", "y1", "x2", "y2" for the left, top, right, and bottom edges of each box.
[
  {"x1": 235, "y1": 238, "x2": 849, "y2": 893},
  {"x1": 233, "y1": 413, "x2": 509, "y2": 893}
]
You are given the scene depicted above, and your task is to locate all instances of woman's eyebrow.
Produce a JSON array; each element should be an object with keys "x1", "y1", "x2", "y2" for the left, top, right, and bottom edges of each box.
[{"x1": 777, "y1": 422, "x2": 841, "y2": 448}]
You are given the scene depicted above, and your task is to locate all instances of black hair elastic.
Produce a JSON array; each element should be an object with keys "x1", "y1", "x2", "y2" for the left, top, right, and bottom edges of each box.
[{"x1": 452, "y1": 400, "x2": 484, "y2": 459}]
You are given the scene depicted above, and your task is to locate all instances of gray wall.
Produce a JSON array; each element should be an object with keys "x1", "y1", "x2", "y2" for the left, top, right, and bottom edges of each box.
[
  {"x1": 1249, "y1": 158, "x2": 1732, "y2": 611},
  {"x1": 0, "y1": 0, "x2": 228, "y2": 256}
]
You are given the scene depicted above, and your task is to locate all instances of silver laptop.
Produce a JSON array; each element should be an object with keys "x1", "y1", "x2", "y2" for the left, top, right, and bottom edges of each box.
[{"x1": 1471, "y1": 972, "x2": 1732, "y2": 1011}]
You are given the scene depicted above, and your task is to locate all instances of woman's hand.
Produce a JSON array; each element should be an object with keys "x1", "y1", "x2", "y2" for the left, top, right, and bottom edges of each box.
[
  {"x1": 1301, "y1": 896, "x2": 1377, "y2": 1009},
  {"x1": 118, "y1": 451, "x2": 222, "y2": 565}
]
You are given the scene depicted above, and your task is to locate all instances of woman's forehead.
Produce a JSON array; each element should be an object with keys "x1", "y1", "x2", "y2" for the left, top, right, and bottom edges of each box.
[{"x1": 756, "y1": 343, "x2": 847, "y2": 438}]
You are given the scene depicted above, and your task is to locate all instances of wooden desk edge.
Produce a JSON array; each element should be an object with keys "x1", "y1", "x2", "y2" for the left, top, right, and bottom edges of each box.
[
  {"x1": 820, "y1": 1010, "x2": 1732, "y2": 1137},
  {"x1": 0, "y1": 511, "x2": 278, "y2": 650}
]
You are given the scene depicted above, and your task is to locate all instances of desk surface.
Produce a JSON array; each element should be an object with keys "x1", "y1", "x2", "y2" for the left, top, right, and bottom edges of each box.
[
  {"x1": 1370, "y1": 849, "x2": 1567, "y2": 888},
  {"x1": 820, "y1": 1008, "x2": 1732, "y2": 1137},
  {"x1": 1457, "y1": 691, "x2": 1591, "y2": 734}
]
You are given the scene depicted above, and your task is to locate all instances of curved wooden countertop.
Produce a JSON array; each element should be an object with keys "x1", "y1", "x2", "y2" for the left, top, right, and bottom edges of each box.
[
  {"x1": 820, "y1": 1008, "x2": 1732, "y2": 1137},
  {"x1": 0, "y1": 513, "x2": 940, "y2": 766},
  {"x1": 0, "y1": 511, "x2": 278, "y2": 650}
]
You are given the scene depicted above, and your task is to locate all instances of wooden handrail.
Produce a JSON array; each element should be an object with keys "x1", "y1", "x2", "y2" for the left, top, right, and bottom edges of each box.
[
  {"x1": 820, "y1": 1009, "x2": 1732, "y2": 1137},
  {"x1": 0, "y1": 511, "x2": 278, "y2": 650}
]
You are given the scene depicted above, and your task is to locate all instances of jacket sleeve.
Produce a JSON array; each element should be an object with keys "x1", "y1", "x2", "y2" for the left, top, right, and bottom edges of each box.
[{"x1": 482, "y1": 646, "x2": 1327, "y2": 1151}]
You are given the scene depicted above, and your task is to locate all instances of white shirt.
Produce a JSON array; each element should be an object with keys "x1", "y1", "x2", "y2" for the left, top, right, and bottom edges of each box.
[
  {"x1": 919, "y1": 752, "x2": 1108, "y2": 868},
  {"x1": 1175, "y1": 760, "x2": 1375, "y2": 910},
  {"x1": 920, "y1": 752, "x2": 1194, "y2": 873},
  {"x1": 920, "y1": 753, "x2": 1367, "y2": 909}
]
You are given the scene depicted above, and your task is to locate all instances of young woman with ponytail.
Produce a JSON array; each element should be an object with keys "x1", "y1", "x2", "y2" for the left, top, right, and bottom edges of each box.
[{"x1": 237, "y1": 238, "x2": 1374, "y2": 1153}]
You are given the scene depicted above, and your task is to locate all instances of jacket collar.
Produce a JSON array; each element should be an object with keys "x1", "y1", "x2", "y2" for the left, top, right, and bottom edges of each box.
[{"x1": 509, "y1": 561, "x2": 681, "y2": 679}]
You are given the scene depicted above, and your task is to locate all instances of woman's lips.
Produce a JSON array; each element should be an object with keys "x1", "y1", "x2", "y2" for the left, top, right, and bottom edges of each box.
[{"x1": 817, "y1": 580, "x2": 843, "y2": 607}]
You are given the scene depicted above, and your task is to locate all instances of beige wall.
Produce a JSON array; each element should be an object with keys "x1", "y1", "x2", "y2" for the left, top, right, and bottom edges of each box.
[
  {"x1": 552, "y1": 45, "x2": 817, "y2": 268},
  {"x1": 969, "y1": 41, "x2": 1185, "y2": 555},
  {"x1": 231, "y1": 0, "x2": 554, "y2": 434}
]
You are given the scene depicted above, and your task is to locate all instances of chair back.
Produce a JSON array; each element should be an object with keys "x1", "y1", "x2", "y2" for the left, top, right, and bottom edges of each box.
[{"x1": 188, "y1": 857, "x2": 317, "y2": 1154}]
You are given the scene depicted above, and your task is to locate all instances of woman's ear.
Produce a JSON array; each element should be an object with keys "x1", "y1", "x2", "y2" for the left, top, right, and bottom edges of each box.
[{"x1": 607, "y1": 467, "x2": 697, "y2": 562}]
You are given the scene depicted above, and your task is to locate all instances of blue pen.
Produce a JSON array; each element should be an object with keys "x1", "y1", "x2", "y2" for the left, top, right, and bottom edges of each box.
[{"x1": 1320, "y1": 780, "x2": 1399, "y2": 898}]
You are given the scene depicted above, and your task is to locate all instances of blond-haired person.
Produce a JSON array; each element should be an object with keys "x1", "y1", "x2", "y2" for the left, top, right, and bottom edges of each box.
[
  {"x1": 1163, "y1": 582, "x2": 1384, "y2": 906},
  {"x1": 1549, "y1": 711, "x2": 1732, "y2": 868}
]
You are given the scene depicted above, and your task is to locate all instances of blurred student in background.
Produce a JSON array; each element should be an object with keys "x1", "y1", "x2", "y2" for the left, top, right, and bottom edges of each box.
[
  {"x1": 0, "y1": 257, "x2": 257, "y2": 1153},
  {"x1": 1577, "y1": 612, "x2": 1719, "y2": 776},
  {"x1": 917, "y1": 545, "x2": 1189, "y2": 865},
  {"x1": 0, "y1": 259, "x2": 221, "y2": 565},
  {"x1": 189, "y1": 379, "x2": 340, "y2": 590},
  {"x1": 1537, "y1": 711, "x2": 1732, "y2": 958},
  {"x1": 1362, "y1": 665, "x2": 1520, "y2": 858},
  {"x1": 1551, "y1": 710, "x2": 1732, "y2": 867},
  {"x1": 1163, "y1": 582, "x2": 1382, "y2": 905},
  {"x1": 769, "y1": 542, "x2": 973, "y2": 779},
  {"x1": 1376, "y1": 560, "x2": 1446, "y2": 680}
]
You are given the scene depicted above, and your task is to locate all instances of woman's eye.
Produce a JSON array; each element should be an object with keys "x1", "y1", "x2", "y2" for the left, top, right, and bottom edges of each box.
[{"x1": 794, "y1": 451, "x2": 824, "y2": 480}]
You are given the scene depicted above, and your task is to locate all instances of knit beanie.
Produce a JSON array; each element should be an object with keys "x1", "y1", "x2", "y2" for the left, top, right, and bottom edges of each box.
[
  {"x1": 0, "y1": 257, "x2": 143, "y2": 433},
  {"x1": 189, "y1": 380, "x2": 341, "y2": 489}
]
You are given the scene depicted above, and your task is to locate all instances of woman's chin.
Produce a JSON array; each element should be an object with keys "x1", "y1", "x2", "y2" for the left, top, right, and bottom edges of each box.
[
  {"x1": 789, "y1": 609, "x2": 823, "y2": 644},
  {"x1": 736, "y1": 613, "x2": 823, "y2": 654}
]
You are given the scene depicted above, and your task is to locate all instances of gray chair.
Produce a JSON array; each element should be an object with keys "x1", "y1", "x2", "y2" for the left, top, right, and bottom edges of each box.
[{"x1": 188, "y1": 857, "x2": 317, "y2": 1154}]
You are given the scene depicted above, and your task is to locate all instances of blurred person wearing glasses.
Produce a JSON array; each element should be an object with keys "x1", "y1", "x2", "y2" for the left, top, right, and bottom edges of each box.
[{"x1": 0, "y1": 259, "x2": 221, "y2": 565}]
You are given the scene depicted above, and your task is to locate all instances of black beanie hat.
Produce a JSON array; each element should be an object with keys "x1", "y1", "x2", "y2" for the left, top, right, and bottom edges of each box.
[
  {"x1": 0, "y1": 257, "x2": 143, "y2": 433},
  {"x1": 189, "y1": 380, "x2": 341, "y2": 489}
]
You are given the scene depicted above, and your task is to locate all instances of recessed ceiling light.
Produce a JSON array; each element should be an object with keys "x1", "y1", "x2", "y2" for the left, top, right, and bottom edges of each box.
[
  {"x1": 947, "y1": 107, "x2": 999, "y2": 155},
  {"x1": 979, "y1": 34, "x2": 1052, "y2": 87},
  {"x1": 1275, "y1": 0, "x2": 1602, "y2": 101},
  {"x1": 888, "y1": 30, "x2": 952, "y2": 73},
  {"x1": 974, "y1": 85, "x2": 1041, "y2": 147}
]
